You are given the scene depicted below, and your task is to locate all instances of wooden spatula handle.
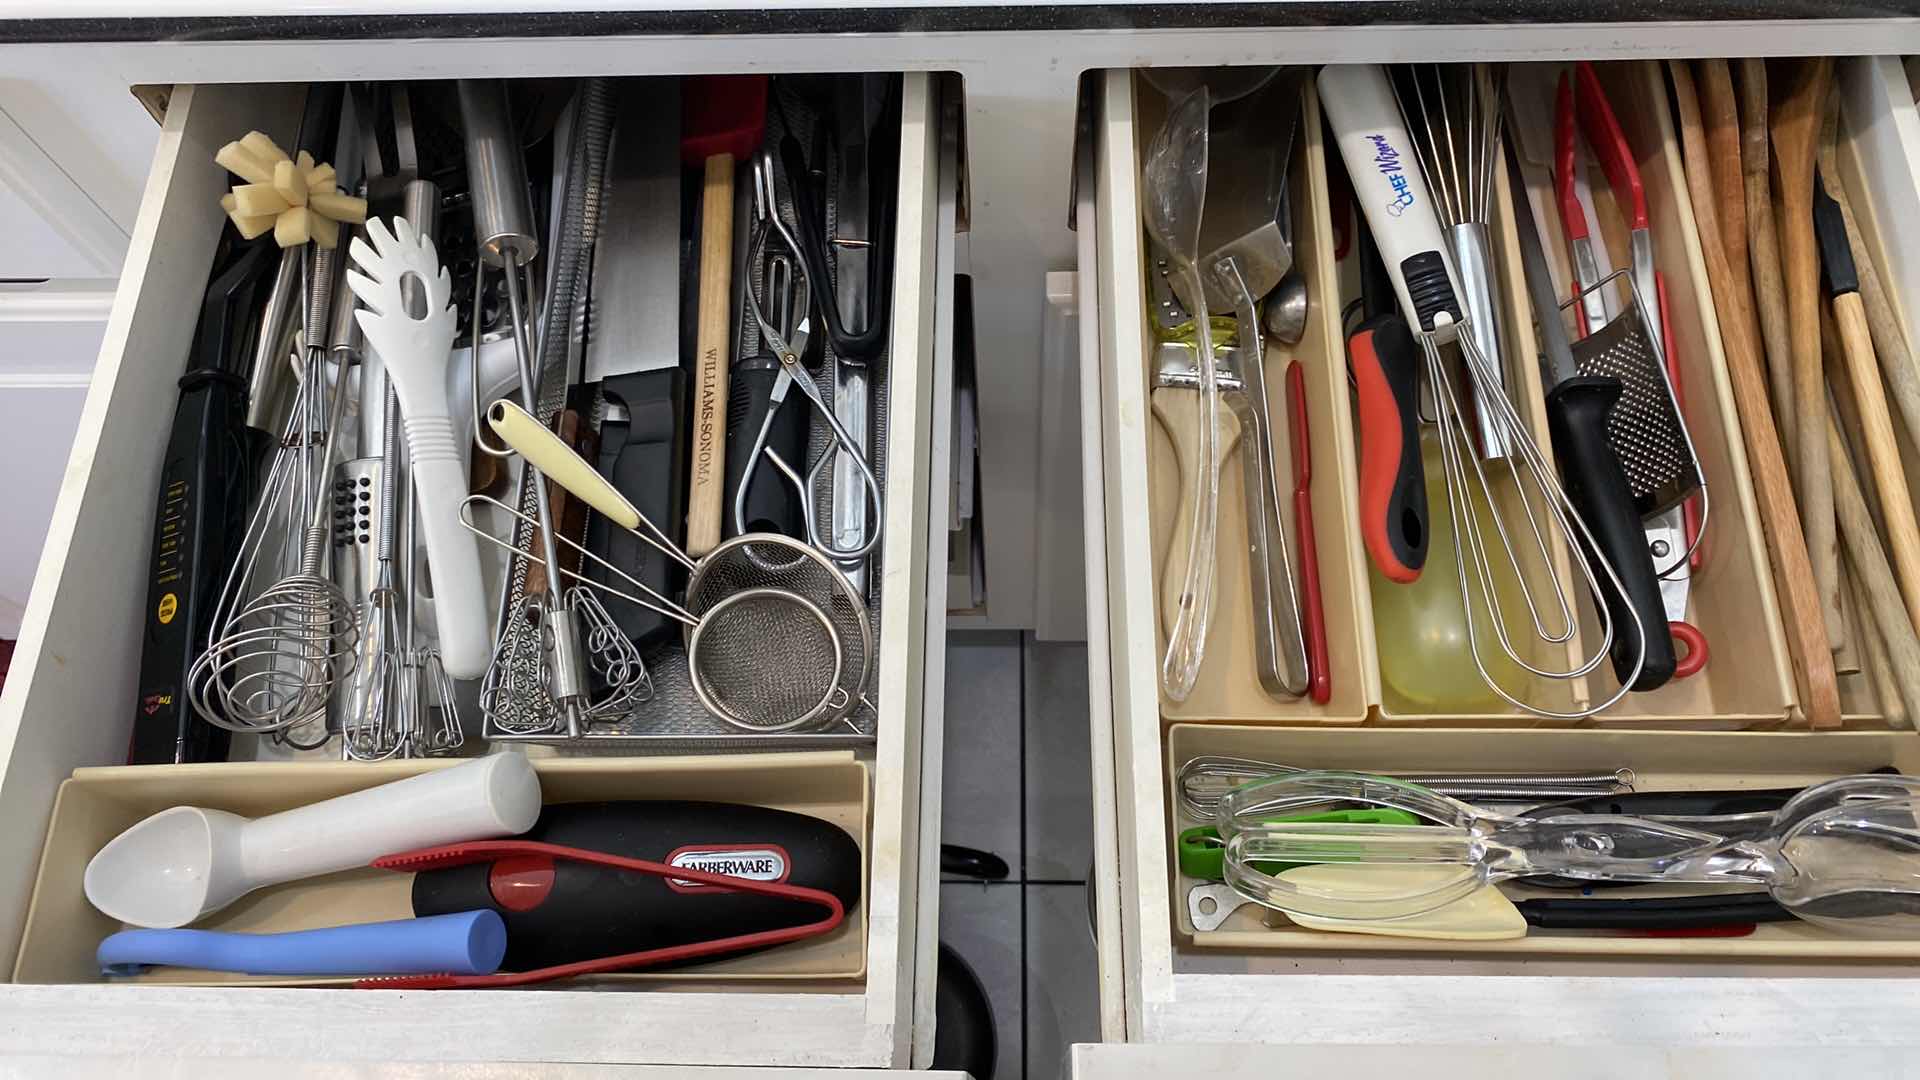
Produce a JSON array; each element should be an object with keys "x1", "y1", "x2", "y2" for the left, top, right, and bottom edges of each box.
[
  {"x1": 686, "y1": 152, "x2": 737, "y2": 557},
  {"x1": 1771, "y1": 57, "x2": 1842, "y2": 652},
  {"x1": 1829, "y1": 409, "x2": 1920, "y2": 723},
  {"x1": 1667, "y1": 60, "x2": 1840, "y2": 728},
  {"x1": 1737, "y1": 59, "x2": 1797, "y2": 453},
  {"x1": 1832, "y1": 291, "x2": 1920, "y2": 634}
]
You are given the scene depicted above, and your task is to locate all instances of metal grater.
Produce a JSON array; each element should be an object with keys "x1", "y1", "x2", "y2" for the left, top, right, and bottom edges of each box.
[{"x1": 1569, "y1": 300, "x2": 1699, "y2": 518}]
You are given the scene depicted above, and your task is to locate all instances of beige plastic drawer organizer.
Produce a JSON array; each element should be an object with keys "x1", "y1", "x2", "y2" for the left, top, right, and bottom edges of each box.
[
  {"x1": 0, "y1": 72, "x2": 960, "y2": 1068},
  {"x1": 1084, "y1": 54, "x2": 1920, "y2": 1027}
]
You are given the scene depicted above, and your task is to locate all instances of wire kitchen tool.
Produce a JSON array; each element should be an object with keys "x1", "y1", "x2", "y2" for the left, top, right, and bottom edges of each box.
[
  {"x1": 344, "y1": 394, "x2": 410, "y2": 760},
  {"x1": 734, "y1": 151, "x2": 884, "y2": 561},
  {"x1": 189, "y1": 245, "x2": 360, "y2": 735},
  {"x1": 1176, "y1": 754, "x2": 1632, "y2": 821},
  {"x1": 1322, "y1": 63, "x2": 1644, "y2": 717},
  {"x1": 1215, "y1": 771, "x2": 1920, "y2": 938},
  {"x1": 478, "y1": 401, "x2": 872, "y2": 733},
  {"x1": 1390, "y1": 63, "x2": 1515, "y2": 462},
  {"x1": 458, "y1": 78, "x2": 623, "y2": 740}
]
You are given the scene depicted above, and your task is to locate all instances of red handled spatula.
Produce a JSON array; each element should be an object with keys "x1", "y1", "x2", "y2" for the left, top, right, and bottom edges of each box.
[{"x1": 682, "y1": 75, "x2": 768, "y2": 556}]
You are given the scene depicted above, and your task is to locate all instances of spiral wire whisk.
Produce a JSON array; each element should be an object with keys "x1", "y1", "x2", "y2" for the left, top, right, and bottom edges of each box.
[{"x1": 190, "y1": 246, "x2": 360, "y2": 734}]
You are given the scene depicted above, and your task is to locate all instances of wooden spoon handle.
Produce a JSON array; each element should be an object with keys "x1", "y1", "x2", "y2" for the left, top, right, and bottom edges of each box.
[
  {"x1": 1828, "y1": 408, "x2": 1920, "y2": 725},
  {"x1": 1772, "y1": 57, "x2": 1842, "y2": 652},
  {"x1": 1832, "y1": 291, "x2": 1920, "y2": 634},
  {"x1": 1737, "y1": 58, "x2": 1798, "y2": 453},
  {"x1": 1668, "y1": 60, "x2": 1841, "y2": 728}
]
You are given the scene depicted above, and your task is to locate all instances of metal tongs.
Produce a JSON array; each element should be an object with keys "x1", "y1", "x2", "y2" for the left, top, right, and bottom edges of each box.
[{"x1": 735, "y1": 152, "x2": 884, "y2": 561}]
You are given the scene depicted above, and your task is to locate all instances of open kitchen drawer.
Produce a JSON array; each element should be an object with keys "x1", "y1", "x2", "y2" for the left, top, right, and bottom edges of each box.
[
  {"x1": 0, "y1": 71, "x2": 962, "y2": 1068},
  {"x1": 1078, "y1": 57, "x2": 1920, "y2": 1045}
]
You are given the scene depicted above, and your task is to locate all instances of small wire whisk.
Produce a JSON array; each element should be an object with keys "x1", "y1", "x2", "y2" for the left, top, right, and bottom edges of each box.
[
  {"x1": 398, "y1": 412, "x2": 466, "y2": 755},
  {"x1": 190, "y1": 246, "x2": 360, "y2": 734},
  {"x1": 471, "y1": 404, "x2": 875, "y2": 733}
]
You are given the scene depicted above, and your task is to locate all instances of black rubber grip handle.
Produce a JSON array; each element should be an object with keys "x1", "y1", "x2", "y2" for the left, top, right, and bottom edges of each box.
[
  {"x1": 588, "y1": 368, "x2": 685, "y2": 646},
  {"x1": 1348, "y1": 314, "x2": 1428, "y2": 583},
  {"x1": 411, "y1": 800, "x2": 861, "y2": 971},
  {"x1": 723, "y1": 353, "x2": 808, "y2": 539},
  {"x1": 1544, "y1": 375, "x2": 1676, "y2": 691}
]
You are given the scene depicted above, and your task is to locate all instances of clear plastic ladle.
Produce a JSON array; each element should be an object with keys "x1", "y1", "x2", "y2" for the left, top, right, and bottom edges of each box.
[{"x1": 1216, "y1": 771, "x2": 1920, "y2": 936}]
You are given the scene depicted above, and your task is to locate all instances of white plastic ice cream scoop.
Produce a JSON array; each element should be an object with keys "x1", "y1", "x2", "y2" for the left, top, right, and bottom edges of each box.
[{"x1": 84, "y1": 753, "x2": 542, "y2": 929}]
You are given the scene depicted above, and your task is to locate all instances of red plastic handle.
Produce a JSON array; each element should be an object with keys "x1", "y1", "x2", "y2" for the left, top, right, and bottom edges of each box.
[
  {"x1": 1287, "y1": 361, "x2": 1332, "y2": 705},
  {"x1": 1554, "y1": 71, "x2": 1589, "y2": 244},
  {"x1": 1349, "y1": 316, "x2": 1427, "y2": 583},
  {"x1": 1574, "y1": 61, "x2": 1649, "y2": 230},
  {"x1": 1670, "y1": 620, "x2": 1709, "y2": 680}
]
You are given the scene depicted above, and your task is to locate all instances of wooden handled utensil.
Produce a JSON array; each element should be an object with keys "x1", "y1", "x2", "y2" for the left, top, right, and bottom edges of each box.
[
  {"x1": 1668, "y1": 60, "x2": 1841, "y2": 728},
  {"x1": 1738, "y1": 60, "x2": 1798, "y2": 459},
  {"x1": 1828, "y1": 409, "x2": 1920, "y2": 724},
  {"x1": 1771, "y1": 56, "x2": 1842, "y2": 652},
  {"x1": 682, "y1": 75, "x2": 769, "y2": 557},
  {"x1": 1814, "y1": 168, "x2": 1920, "y2": 636},
  {"x1": 1814, "y1": 96, "x2": 1920, "y2": 455}
]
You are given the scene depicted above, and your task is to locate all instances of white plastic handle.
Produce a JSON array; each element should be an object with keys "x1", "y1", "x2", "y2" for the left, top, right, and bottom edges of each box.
[
  {"x1": 487, "y1": 399, "x2": 642, "y2": 530},
  {"x1": 237, "y1": 753, "x2": 541, "y2": 889},
  {"x1": 1316, "y1": 64, "x2": 1460, "y2": 331},
  {"x1": 347, "y1": 216, "x2": 491, "y2": 678}
]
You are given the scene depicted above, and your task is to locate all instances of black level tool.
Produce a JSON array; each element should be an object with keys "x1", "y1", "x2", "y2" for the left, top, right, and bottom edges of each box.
[{"x1": 130, "y1": 235, "x2": 279, "y2": 764}]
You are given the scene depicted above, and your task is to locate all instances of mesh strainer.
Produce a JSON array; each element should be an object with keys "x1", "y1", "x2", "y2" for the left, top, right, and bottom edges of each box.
[
  {"x1": 687, "y1": 587, "x2": 844, "y2": 732},
  {"x1": 461, "y1": 491, "x2": 873, "y2": 734},
  {"x1": 684, "y1": 534, "x2": 874, "y2": 729}
]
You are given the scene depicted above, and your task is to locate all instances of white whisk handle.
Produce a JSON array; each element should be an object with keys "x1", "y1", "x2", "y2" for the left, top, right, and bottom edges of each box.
[
  {"x1": 1318, "y1": 64, "x2": 1462, "y2": 335},
  {"x1": 406, "y1": 413, "x2": 490, "y2": 679}
]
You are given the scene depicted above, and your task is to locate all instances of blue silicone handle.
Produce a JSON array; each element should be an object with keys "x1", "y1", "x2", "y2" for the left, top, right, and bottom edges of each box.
[{"x1": 98, "y1": 910, "x2": 507, "y2": 977}]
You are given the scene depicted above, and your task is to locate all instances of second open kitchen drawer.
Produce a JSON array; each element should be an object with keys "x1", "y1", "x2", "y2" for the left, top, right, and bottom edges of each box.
[
  {"x1": 0, "y1": 71, "x2": 963, "y2": 1068},
  {"x1": 1078, "y1": 57, "x2": 1920, "y2": 1045}
]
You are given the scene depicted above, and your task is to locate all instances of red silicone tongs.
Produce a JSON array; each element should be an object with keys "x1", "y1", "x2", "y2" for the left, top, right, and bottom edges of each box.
[
  {"x1": 1555, "y1": 61, "x2": 1656, "y2": 341},
  {"x1": 356, "y1": 840, "x2": 846, "y2": 989}
]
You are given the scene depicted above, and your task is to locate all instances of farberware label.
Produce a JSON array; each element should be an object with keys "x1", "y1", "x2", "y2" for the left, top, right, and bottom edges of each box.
[{"x1": 666, "y1": 844, "x2": 791, "y2": 892}]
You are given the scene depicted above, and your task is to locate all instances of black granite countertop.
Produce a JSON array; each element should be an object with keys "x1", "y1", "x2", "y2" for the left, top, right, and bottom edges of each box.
[{"x1": 1, "y1": 1, "x2": 1916, "y2": 45}]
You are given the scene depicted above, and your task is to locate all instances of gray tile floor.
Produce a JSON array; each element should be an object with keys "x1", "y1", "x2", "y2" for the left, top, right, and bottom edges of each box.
[{"x1": 939, "y1": 630, "x2": 1099, "y2": 1080}]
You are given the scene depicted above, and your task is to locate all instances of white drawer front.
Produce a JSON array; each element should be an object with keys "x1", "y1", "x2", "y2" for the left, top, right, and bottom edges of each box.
[{"x1": 0, "y1": 72, "x2": 957, "y2": 1068}]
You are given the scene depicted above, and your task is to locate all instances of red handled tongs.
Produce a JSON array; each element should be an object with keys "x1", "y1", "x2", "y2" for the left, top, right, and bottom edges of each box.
[
  {"x1": 356, "y1": 840, "x2": 846, "y2": 989},
  {"x1": 1555, "y1": 61, "x2": 1657, "y2": 341}
]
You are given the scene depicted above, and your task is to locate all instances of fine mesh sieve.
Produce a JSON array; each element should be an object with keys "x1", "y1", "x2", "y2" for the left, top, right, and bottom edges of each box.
[
  {"x1": 687, "y1": 587, "x2": 844, "y2": 732},
  {"x1": 684, "y1": 533, "x2": 874, "y2": 729}
]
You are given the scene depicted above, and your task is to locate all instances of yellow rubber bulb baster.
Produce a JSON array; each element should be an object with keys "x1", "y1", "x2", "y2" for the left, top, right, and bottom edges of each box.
[
  {"x1": 1369, "y1": 431, "x2": 1527, "y2": 711},
  {"x1": 486, "y1": 399, "x2": 642, "y2": 531}
]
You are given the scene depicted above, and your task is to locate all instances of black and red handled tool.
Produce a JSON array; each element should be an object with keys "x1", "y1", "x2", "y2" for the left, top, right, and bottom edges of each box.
[
  {"x1": 362, "y1": 839, "x2": 845, "y2": 989},
  {"x1": 1348, "y1": 222, "x2": 1428, "y2": 584}
]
